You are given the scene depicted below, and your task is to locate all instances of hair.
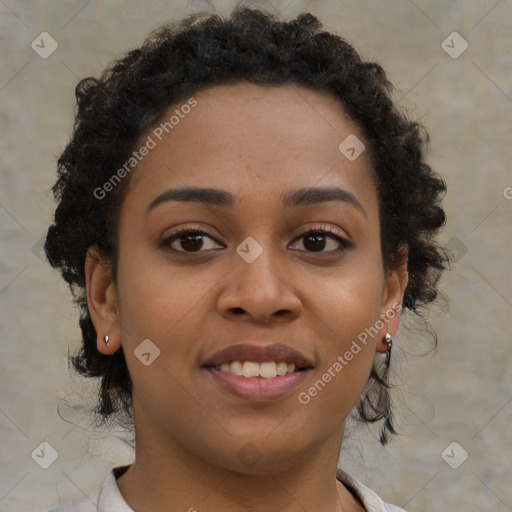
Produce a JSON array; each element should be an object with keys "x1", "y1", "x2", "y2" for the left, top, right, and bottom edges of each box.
[{"x1": 45, "y1": 4, "x2": 450, "y2": 445}]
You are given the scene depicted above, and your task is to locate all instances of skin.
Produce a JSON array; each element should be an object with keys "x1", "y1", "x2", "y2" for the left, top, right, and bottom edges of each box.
[{"x1": 86, "y1": 82, "x2": 408, "y2": 512}]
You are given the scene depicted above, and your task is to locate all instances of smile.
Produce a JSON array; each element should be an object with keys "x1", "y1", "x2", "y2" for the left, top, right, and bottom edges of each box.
[
  {"x1": 202, "y1": 342, "x2": 314, "y2": 402},
  {"x1": 215, "y1": 360, "x2": 300, "y2": 378}
]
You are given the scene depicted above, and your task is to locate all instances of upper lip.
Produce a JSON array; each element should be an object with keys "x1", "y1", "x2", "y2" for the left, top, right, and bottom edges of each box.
[{"x1": 202, "y1": 343, "x2": 314, "y2": 368}]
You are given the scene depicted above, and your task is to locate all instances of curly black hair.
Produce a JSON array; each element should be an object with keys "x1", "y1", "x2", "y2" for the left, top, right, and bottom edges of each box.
[{"x1": 45, "y1": 5, "x2": 449, "y2": 445}]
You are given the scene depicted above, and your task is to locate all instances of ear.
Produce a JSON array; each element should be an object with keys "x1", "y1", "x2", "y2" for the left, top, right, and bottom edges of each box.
[
  {"x1": 376, "y1": 245, "x2": 409, "y2": 354},
  {"x1": 85, "y1": 245, "x2": 121, "y2": 355}
]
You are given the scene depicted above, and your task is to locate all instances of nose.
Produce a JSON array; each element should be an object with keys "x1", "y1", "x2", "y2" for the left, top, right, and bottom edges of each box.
[{"x1": 217, "y1": 242, "x2": 302, "y2": 324}]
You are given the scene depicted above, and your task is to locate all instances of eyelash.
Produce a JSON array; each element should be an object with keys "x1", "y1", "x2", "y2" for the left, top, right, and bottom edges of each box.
[{"x1": 160, "y1": 224, "x2": 353, "y2": 255}]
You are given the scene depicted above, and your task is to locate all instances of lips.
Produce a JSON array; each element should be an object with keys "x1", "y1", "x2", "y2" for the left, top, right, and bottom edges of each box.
[
  {"x1": 202, "y1": 343, "x2": 314, "y2": 369},
  {"x1": 201, "y1": 343, "x2": 314, "y2": 402}
]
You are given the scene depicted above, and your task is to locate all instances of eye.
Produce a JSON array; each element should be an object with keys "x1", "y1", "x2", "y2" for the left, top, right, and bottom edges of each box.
[
  {"x1": 290, "y1": 226, "x2": 352, "y2": 254},
  {"x1": 160, "y1": 225, "x2": 352, "y2": 255},
  {"x1": 161, "y1": 226, "x2": 224, "y2": 254}
]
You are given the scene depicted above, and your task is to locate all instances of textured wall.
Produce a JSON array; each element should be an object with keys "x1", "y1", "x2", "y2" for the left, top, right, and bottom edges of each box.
[{"x1": 1, "y1": 1, "x2": 511, "y2": 511}]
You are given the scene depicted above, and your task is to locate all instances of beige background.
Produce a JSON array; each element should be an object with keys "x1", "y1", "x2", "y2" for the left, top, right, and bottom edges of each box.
[{"x1": 1, "y1": 0, "x2": 511, "y2": 510}]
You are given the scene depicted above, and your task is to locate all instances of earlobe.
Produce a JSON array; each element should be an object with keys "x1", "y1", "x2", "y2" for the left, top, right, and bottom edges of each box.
[{"x1": 85, "y1": 245, "x2": 121, "y2": 355}]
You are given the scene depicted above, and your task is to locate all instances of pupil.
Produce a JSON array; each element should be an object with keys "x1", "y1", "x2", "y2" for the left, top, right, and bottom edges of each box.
[
  {"x1": 304, "y1": 234, "x2": 325, "y2": 252},
  {"x1": 181, "y1": 234, "x2": 203, "y2": 252}
]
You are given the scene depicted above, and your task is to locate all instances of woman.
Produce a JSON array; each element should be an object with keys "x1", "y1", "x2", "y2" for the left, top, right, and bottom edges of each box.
[{"x1": 44, "y1": 4, "x2": 449, "y2": 511}]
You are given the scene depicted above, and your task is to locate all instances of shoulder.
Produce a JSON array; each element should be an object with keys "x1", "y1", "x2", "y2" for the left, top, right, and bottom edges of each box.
[
  {"x1": 42, "y1": 487, "x2": 101, "y2": 512},
  {"x1": 337, "y1": 467, "x2": 408, "y2": 512},
  {"x1": 43, "y1": 466, "x2": 133, "y2": 512}
]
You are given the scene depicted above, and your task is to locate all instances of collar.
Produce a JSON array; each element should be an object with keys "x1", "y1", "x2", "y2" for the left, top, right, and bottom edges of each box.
[{"x1": 98, "y1": 464, "x2": 399, "y2": 512}]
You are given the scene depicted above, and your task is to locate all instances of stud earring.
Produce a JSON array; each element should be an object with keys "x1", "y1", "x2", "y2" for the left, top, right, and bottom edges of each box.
[
  {"x1": 384, "y1": 333, "x2": 393, "y2": 367},
  {"x1": 103, "y1": 334, "x2": 110, "y2": 345}
]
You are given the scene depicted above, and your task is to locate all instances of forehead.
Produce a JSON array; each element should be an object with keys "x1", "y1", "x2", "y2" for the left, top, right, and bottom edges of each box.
[{"x1": 123, "y1": 82, "x2": 377, "y2": 217}]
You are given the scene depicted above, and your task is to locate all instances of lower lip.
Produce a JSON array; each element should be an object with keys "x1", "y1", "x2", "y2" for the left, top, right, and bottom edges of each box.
[{"x1": 204, "y1": 367, "x2": 312, "y2": 402}]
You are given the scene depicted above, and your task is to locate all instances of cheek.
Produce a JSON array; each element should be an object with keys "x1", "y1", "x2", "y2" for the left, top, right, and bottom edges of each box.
[
  {"x1": 114, "y1": 251, "x2": 215, "y2": 416},
  {"x1": 298, "y1": 260, "x2": 384, "y2": 408},
  {"x1": 303, "y1": 251, "x2": 384, "y2": 341},
  {"x1": 326, "y1": 278, "x2": 382, "y2": 346},
  {"x1": 116, "y1": 238, "x2": 181, "y2": 328},
  {"x1": 115, "y1": 246, "x2": 223, "y2": 359}
]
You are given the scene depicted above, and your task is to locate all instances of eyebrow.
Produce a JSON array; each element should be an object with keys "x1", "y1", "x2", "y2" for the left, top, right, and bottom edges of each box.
[{"x1": 146, "y1": 185, "x2": 366, "y2": 216}]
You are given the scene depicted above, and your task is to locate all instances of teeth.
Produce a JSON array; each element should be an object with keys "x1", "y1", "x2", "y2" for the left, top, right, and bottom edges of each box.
[
  {"x1": 217, "y1": 360, "x2": 299, "y2": 378},
  {"x1": 259, "y1": 361, "x2": 277, "y2": 379},
  {"x1": 276, "y1": 362, "x2": 288, "y2": 376},
  {"x1": 242, "y1": 361, "x2": 260, "y2": 378},
  {"x1": 230, "y1": 360, "x2": 243, "y2": 376}
]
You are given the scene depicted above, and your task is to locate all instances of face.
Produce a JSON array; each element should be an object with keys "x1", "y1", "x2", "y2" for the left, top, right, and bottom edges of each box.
[{"x1": 87, "y1": 82, "x2": 406, "y2": 475}]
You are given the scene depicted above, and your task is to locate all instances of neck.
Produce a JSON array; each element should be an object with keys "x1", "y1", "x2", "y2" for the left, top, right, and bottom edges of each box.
[{"x1": 116, "y1": 424, "x2": 364, "y2": 511}]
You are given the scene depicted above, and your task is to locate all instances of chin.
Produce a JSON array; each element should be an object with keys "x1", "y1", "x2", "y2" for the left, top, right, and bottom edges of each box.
[{"x1": 197, "y1": 431, "x2": 319, "y2": 476}]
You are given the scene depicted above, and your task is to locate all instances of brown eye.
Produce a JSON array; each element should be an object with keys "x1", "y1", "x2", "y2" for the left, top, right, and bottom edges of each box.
[
  {"x1": 162, "y1": 228, "x2": 223, "y2": 253},
  {"x1": 290, "y1": 227, "x2": 352, "y2": 253},
  {"x1": 172, "y1": 232, "x2": 206, "y2": 252}
]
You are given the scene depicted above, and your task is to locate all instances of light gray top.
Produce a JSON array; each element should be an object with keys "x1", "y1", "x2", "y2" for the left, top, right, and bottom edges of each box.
[{"x1": 44, "y1": 464, "x2": 407, "y2": 512}]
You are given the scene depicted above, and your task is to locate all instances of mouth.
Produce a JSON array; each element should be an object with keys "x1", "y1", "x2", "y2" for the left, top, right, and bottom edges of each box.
[
  {"x1": 201, "y1": 343, "x2": 314, "y2": 402},
  {"x1": 202, "y1": 342, "x2": 314, "y2": 376},
  {"x1": 206, "y1": 360, "x2": 307, "y2": 378}
]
